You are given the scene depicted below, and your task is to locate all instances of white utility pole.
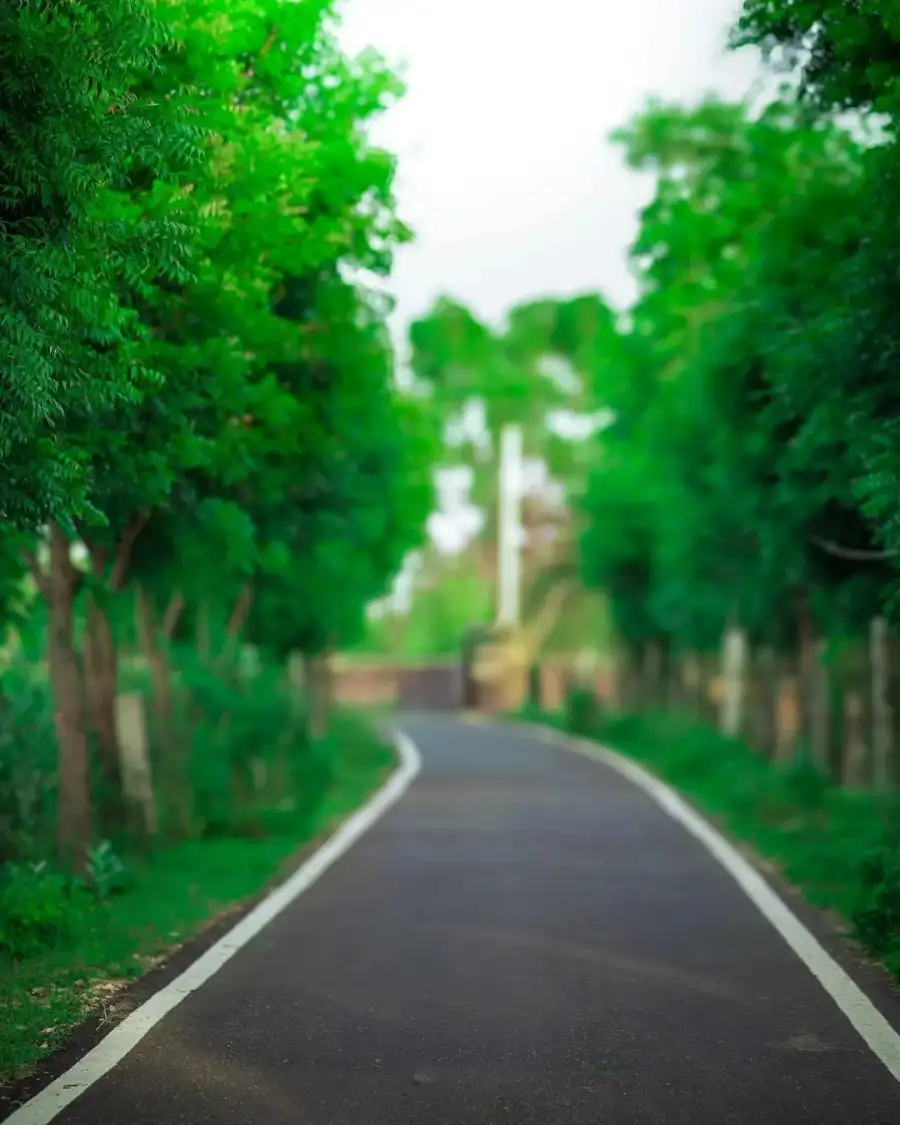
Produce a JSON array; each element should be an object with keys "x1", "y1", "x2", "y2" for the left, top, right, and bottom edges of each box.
[{"x1": 496, "y1": 422, "x2": 523, "y2": 627}]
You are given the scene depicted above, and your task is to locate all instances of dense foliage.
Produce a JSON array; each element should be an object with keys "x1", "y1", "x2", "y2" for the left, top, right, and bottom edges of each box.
[
  {"x1": 579, "y1": 82, "x2": 900, "y2": 659},
  {"x1": 0, "y1": 0, "x2": 434, "y2": 878}
]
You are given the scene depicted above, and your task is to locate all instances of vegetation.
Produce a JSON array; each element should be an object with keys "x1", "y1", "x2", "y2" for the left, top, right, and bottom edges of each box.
[
  {"x1": 7, "y1": 0, "x2": 900, "y2": 1083},
  {"x1": 527, "y1": 696, "x2": 900, "y2": 983},
  {"x1": 0, "y1": 0, "x2": 433, "y2": 1081},
  {"x1": 391, "y1": 4, "x2": 900, "y2": 974},
  {"x1": 512, "y1": 4, "x2": 900, "y2": 986}
]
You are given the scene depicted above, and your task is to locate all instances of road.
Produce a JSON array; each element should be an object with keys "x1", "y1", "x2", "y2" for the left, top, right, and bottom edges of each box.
[{"x1": 8, "y1": 715, "x2": 900, "y2": 1124}]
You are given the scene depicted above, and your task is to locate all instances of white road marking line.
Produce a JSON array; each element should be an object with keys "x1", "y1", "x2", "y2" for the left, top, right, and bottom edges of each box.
[
  {"x1": 5, "y1": 730, "x2": 422, "y2": 1125},
  {"x1": 525, "y1": 721, "x2": 900, "y2": 1086}
]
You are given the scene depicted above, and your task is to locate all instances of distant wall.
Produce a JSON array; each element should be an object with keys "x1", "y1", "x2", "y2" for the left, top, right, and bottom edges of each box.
[{"x1": 331, "y1": 657, "x2": 463, "y2": 711}]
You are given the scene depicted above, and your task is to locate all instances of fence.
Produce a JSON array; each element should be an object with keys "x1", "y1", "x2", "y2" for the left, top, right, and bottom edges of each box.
[{"x1": 537, "y1": 619, "x2": 899, "y2": 790}]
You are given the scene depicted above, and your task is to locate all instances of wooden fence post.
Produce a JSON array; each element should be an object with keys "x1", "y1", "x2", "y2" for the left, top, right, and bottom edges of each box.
[
  {"x1": 756, "y1": 647, "x2": 778, "y2": 758},
  {"x1": 643, "y1": 641, "x2": 662, "y2": 708},
  {"x1": 720, "y1": 623, "x2": 747, "y2": 739},
  {"x1": 811, "y1": 638, "x2": 830, "y2": 776},
  {"x1": 871, "y1": 617, "x2": 893, "y2": 789},
  {"x1": 115, "y1": 692, "x2": 158, "y2": 837},
  {"x1": 681, "y1": 652, "x2": 701, "y2": 718},
  {"x1": 840, "y1": 640, "x2": 868, "y2": 787},
  {"x1": 775, "y1": 656, "x2": 799, "y2": 763}
]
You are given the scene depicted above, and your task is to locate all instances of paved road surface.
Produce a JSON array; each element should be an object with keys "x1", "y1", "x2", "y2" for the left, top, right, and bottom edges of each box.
[{"x1": 11, "y1": 717, "x2": 900, "y2": 1123}]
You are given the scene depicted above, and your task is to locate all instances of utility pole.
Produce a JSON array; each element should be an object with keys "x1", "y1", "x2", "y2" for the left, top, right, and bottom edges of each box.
[{"x1": 496, "y1": 422, "x2": 523, "y2": 627}]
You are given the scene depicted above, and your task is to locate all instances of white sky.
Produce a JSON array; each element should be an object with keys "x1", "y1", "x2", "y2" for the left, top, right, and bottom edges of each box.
[
  {"x1": 336, "y1": 0, "x2": 766, "y2": 589},
  {"x1": 339, "y1": 0, "x2": 764, "y2": 336}
]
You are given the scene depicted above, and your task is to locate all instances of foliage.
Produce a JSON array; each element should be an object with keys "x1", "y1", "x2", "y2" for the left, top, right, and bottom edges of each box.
[
  {"x1": 0, "y1": 0, "x2": 197, "y2": 527},
  {"x1": 0, "y1": 0, "x2": 430, "y2": 870},
  {"x1": 0, "y1": 662, "x2": 57, "y2": 864},
  {"x1": 733, "y1": 0, "x2": 900, "y2": 114},
  {"x1": 576, "y1": 89, "x2": 899, "y2": 657},
  {"x1": 409, "y1": 292, "x2": 615, "y2": 487},
  {"x1": 360, "y1": 551, "x2": 495, "y2": 659},
  {"x1": 0, "y1": 862, "x2": 89, "y2": 960},
  {"x1": 856, "y1": 833, "x2": 900, "y2": 976},
  {"x1": 0, "y1": 712, "x2": 393, "y2": 1082}
]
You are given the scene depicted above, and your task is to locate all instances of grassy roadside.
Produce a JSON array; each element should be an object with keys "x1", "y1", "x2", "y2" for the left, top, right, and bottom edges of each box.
[
  {"x1": 0, "y1": 714, "x2": 395, "y2": 1083},
  {"x1": 521, "y1": 700, "x2": 900, "y2": 984}
]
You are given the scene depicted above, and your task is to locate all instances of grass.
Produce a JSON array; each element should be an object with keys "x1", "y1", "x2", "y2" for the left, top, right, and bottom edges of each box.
[
  {"x1": 522, "y1": 699, "x2": 900, "y2": 983},
  {"x1": 0, "y1": 715, "x2": 395, "y2": 1084}
]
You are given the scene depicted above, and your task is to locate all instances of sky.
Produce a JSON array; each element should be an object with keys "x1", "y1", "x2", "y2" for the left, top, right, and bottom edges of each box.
[
  {"x1": 336, "y1": 0, "x2": 766, "y2": 583},
  {"x1": 339, "y1": 0, "x2": 765, "y2": 337}
]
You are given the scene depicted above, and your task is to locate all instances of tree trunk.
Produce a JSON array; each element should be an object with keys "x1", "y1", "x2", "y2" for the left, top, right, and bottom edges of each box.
[
  {"x1": 681, "y1": 652, "x2": 702, "y2": 718},
  {"x1": 135, "y1": 586, "x2": 173, "y2": 721},
  {"x1": 47, "y1": 524, "x2": 91, "y2": 869},
  {"x1": 135, "y1": 585, "x2": 191, "y2": 837},
  {"x1": 227, "y1": 583, "x2": 254, "y2": 640},
  {"x1": 305, "y1": 652, "x2": 331, "y2": 738},
  {"x1": 84, "y1": 592, "x2": 121, "y2": 797},
  {"x1": 642, "y1": 640, "x2": 662, "y2": 708},
  {"x1": 79, "y1": 516, "x2": 150, "y2": 813},
  {"x1": 219, "y1": 583, "x2": 254, "y2": 669}
]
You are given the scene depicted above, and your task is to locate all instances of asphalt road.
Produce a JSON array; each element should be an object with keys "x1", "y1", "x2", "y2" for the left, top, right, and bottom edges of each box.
[{"x1": 13, "y1": 716, "x2": 900, "y2": 1123}]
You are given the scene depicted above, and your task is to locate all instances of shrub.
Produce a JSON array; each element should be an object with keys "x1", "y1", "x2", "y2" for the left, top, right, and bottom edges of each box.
[
  {"x1": 162, "y1": 646, "x2": 335, "y2": 839},
  {"x1": 565, "y1": 684, "x2": 601, "y2": 737},
  {"x1": 0, "y1": 862, "x2": 89, "y2": 959},
  {"x1": 0, "y1": 661, "x2": 57, "y2": 864},
  {"x1": 853, "y1": 831, "x2": 900, "y2": 969},
  {"x1": 83, "y1": 840, "x2": 130, "y2": 899}
]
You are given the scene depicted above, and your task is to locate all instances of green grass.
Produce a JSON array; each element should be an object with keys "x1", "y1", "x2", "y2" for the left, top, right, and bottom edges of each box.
[
  {"x1": 0, "y1": 717, "x2": 395, "y2": 1083},
  {"x1": 523, "y1": 700, "x2": 900, "y2": 983}
]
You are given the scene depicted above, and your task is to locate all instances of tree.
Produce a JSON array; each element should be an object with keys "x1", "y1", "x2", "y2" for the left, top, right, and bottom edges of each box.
[
  {"x1": 577, "y1": 92, "x2": 891, "y2": 672},
  {"x1": 3, "y1": 0, "x2": 431, "y2": 865},
  {"x1": 408, "y1": 293, "x2": 616, "y2": 601},
  {"x1": 0, "y1": 0, "x2": 196, "y2": 530}
]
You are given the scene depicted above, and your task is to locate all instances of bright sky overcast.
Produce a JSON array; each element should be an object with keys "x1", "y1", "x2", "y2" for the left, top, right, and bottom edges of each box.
[
  {"x1": 339, "y1": 0, "x2": 764, "y2": 342},
  {"x1": 337, "y1": 0, "x2": 765, "y2": 566}
]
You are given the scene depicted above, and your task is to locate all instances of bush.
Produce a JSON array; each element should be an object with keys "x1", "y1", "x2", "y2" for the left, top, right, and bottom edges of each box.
[
  {"x1": 162, "y1": 646, "x2": 334, "y2": 840},
  {"x1": 0, "y1": 661, "x2": 57, "y2": 864},
  {"x1": 0, "y1": 862, "x2": 89, "y2": 959},
  {"x1": 565, "y1": 684, "x2": 601, "y2": 737},
  {"x1": 854, "y1": 831, "x2": 900, "y2": 971},
  {"x1": 83, "y1": 840, "x2": 130, "y2": 899}
]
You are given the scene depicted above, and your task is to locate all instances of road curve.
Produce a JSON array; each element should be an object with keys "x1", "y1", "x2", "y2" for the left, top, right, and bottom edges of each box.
[{"x1": 10, "y1": 715, "x2": 900, "y2": 1124}]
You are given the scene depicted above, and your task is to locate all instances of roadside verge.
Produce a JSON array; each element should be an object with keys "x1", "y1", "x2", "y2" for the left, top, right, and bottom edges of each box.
[
  {"x1": 1, "y1": 720, "x2": 420, "y2": 1123},
  {"x1": 518, "y1": 713, "x2": 900, "y2": 1086}
]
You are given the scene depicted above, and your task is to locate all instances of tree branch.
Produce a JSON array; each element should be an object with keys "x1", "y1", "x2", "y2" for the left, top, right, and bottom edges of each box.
[
  {"x1": 110, "y1": 510, "x2": 151, "y2": 591},
  {"x1": 809, "y1": 535, "x2": 900, "y2": 563},
  {"x1": 226, "y1": 582, "x2": 255, "y2": 639},
  {"x1": 161, "y1": 589, "x2": 186, "y2": 639},
  {"x1": 260, "y1": 26, "x2": 280, "y2": 57}
]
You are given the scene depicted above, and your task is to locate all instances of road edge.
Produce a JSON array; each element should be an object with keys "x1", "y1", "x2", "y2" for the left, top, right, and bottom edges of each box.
[
  {"x1": 2, "y1": 729, "x2": 422, "y2": 1125},
  {"x1": 522, "y1": 720, "x2": 900, "y2": 1087}
]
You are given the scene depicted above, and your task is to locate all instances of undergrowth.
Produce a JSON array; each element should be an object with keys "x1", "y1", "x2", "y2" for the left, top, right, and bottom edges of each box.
[{"x1": 0, "y1": 642, "x2": 395, "y2": 1083}]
